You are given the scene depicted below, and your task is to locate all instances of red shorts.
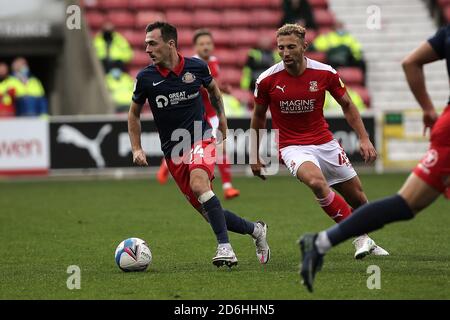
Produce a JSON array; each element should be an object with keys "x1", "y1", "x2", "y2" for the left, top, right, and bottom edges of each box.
[
  {"x1": 413, "y1": 106, "x2": 450, "y2": 195},
  {"x1": 166, "y1": 139, "x2": 216, "y2": 209}
]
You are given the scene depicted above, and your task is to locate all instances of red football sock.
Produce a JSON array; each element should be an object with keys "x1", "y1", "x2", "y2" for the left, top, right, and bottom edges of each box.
[
  {"x1": 316, "y1": 191, "x2": 352, "y2": 223},
  {"x1": 217, "y1": 154, "x2": 232, "y2": 185}
]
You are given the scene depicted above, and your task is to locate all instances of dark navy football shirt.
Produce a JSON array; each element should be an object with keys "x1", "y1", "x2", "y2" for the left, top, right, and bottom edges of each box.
[
  {"x1": 132, "y1": 54, "x2": 213, "y2": 158},
  {"x1": 428, "y1": 24, "x2": 450, "y2": 103}
]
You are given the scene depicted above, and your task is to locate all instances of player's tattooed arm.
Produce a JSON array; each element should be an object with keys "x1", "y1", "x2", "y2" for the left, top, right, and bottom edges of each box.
[
  {"x1": 128, "y1": 101, "x2": 148, "y2": 166},
  {"x1": 336, "y1": 92, "x2": 377, "y2": 164},
  {"x1": 206, "y1": 79, "x2": 228, "y2": 142}
]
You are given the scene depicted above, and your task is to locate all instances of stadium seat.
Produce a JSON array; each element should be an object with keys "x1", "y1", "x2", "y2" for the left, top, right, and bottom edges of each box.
[
  {"x1": 81, "y1": 0, "x2": 99, "y2": 9},
  {"x1": 107, "y1": 11, "x2": 135, "y2": 28},
  {"x1": 166, "y1": 11, "x2": 194, "y2": 28},
  {"x1": 267, "y1": 0, "x2": 283, "y2": 8},
  {"x1": 129, "y1": 67, "x2": 142, "y2": 79},
  {"x1": 314, "y1": 9, "x2": 336, "y2": 28},
  {"x1": 193, "y1": 10, "x2": 223, "y2": 28},
  {"x1": 445, "y1": 5, "x2": 450, "y2": 22},
  {"x1": 305, "y1": 29, "x2": 318, "y2": 44},
  {"x1": 188, "y1": 0, "x2": 222, "y2": 9},
  {"x1": 309, "y1": 0, "x2": 328, "y2": 9},
  {"x1": 136, "y1": 11, "x2": 166, "y2": 29},
  {"x1": 121, "y1": 29, "x2": 145, "y2": 48},
  {"x1": 219, "y1": 68, "x2": 242, "y2": 87},
  {"x1": 129, "y1": 0, "x2": 160, "y2": 10},
  {"x1": 131, "y1": 51, "x2": 151, "y2": 67},
  {"x1": 305, "y1": 51, "x2": 326, "y2": 63},
  {"x1": 210, "y1": 29, "x2": 231, "y2": 47},
  {"x1": 438, "y1": 0, "x2": 450, "y2": 7},
  {"x1": 177, "y1": 28, "x2": 195, "y2": 47},
  {"x1": 231, "y1": 88, "x2": 254, "y2": 106},
  {"x1": 230, "y1": 29, "x2": 259, "y2": 46},
  {"x1": 250, "y1": 10, "x2": 283, "y2": 27},
  {"x1": 241, "y1": 0, "x2": 271, "y2": 8},
  {"x1": 215, "y1": 48, "x2": 248, "y2": 67},
  {"x1": 223, "y1": 10, "x2": 251, "y2": 27},
  {"x1": 98, "y1": 0, "x2": 129, "y2": 10},
  {"x1": 180, "y1": 47, "x2": 195, "y2": 57},
  {"x1": 337, "y1": 67, "x2": 364, "y2": 86},
  {"x1": 219, "y1": 0, "x2": 244, "y2": 9},
  {"x1": 350, "y1": 85, "x2": 371, "y2": 107},
  {"x1": 85, "y1": 11, "x2": 105, "y2": 29}
]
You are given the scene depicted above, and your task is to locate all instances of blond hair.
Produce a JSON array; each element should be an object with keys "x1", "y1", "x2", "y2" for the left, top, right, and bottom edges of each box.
[{"x1": 277, "y1": 24, "x2": 306, "y2": 41}]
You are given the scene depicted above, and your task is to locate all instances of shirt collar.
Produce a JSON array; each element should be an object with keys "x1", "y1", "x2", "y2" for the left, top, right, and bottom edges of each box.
[{"x1": 155, "y1": 53, "x2": 185, "y2": 78}]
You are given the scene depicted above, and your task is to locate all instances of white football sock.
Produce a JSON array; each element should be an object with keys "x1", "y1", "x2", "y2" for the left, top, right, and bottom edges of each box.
[
  {"x1": 198, "y1": 190, "x2": 215, "y2": 204},
  {"x1": 315, "y1": 231, "x2": 332, "y2": 254}
]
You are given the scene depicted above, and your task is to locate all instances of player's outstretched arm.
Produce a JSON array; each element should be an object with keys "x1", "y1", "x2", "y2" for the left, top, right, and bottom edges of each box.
[
  {"x1": 336, "y1": 93, "x2": 377, "y2": 164},
  {"x1": 206, "y1": 79, "x2": 228, "y2": 143},
  {"x1": 402, "y1": 41, "x2": 440, "y2": 135},
  {"x1": 250, "y1": 103, "x2": 269, "y2": 180},
  {"x1": 128, "y1": 101, "x2": 148, "y2": 166}
]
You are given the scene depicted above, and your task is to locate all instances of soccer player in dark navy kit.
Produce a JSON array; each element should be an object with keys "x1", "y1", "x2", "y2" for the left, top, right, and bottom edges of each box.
[
  {"x1": 299, "y1": 24, "x2": 450, "y2": 292},
  {"x1": 128, "y1": 22, "x2": 270, "y2": 267}
]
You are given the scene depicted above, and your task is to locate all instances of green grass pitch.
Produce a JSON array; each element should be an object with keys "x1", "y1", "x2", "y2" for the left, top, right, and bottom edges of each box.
[{"x1": 0, "y1": 173, "x2": 449, "y2": 299}]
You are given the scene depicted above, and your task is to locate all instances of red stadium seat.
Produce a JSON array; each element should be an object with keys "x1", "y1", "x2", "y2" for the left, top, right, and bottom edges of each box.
[
  {"x1": 180, "y1": 47, "x2": 195, "y2": 57},
  {"x1": 309, "y1": 0, "x2": 328, "y2": 9},
  {"x1": 230, "y1": 29, "x2": 259, "y2": 46},
  {"x1": 219, "y1": 68, "x2": 242, "y2": 87},
  {"x1": 177, "y1": 28, "x2": 195, "y2": 47},
  {"x1": 210, "y1": 29, "x2": 231, "y2": 47},
  {"x1": 129, "y1": 0, "x2": 159, "y2": 10},
  {"x1": 305, "y1": 29, "x2": 318, "y2": 44},
  {"x1": 349, "y1": 85, "x2": 371, "y2": 108},
  {"x1": 129, "y1": 67, "x2": 142, "y2": 79},
  {"x1": 223, "y1": 10, "x2": 251, "y2": 27},
  {"x1": 98, "y1": 0, "x2": 129, "y2": 10},
  {"x1": 231, "y1": 88, "x2": 254, "y2": 106},
  {"x1": 438, "y1": 0, "x2": 450, "y2": 7},
  {"x1": 241, "y1": 0, "x2": 271, "y2": 8},
  {"x1": 136, "y1": 11, "x2": 166, "y2": 29},
  {"x1": 166, "y1": 11, "x2": 194, "y2": 28},
  {"x1": 337, "y1": 67, "x2": 364, "y2": 86},
  {"x1": 219, "y1": 0, "x2": 244, "y2": 9},
  {"x1": 236, "y1": 48, "x2": 251, "y2": 66},
  {"x1": 267, "y1": 0, "x2": 283, "y2": 8},
  {"x1": 305, "y1": 51, "x2": 326, "y2": 63},
  {"x1": 193, "y1": 10, "x2": 223, "y2": 28},
  {"x1": 81, "y1": 0, "x2": 100, "y2": 9},
  {"x1": 250, "y1": 10, "x2": 283, "y2": 27},
  {"x1": 314, "y1": 9, "x2": 336, "y2": 28},
  {"x1": 131, "y1": 51, "x2": 151, "y2": 67},
  {"x1": 445, "y1": 5, "x2": 450, "y2": 22},
  {"x1": 159, "y1": 0, "x2": 187, "y2": 9},
  {"x1": 215, "y1": 49, "x2": 241, "y2": 67},
  {"x1": 188, "y1": 0, "x2": 223, "y2": 9},
  {"x1": 121, "y1": 29, "x2": 146, "y2": 48},
  {"x1": 84, "y1": 11, "x2": 105, "y2": 29},
  {"x1": 106, "y1": 11, "x2": 135, "y2": 28}
]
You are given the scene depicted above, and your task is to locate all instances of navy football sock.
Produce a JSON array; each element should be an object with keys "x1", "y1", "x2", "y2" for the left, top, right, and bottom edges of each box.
[
  {"x1": 202, "y1": 196, "x2": 229, "y2": 244},
  {"x1": 223, "y1": 210, "x2": 255, "y2": 235},
  {"x1": 327, "y1": 195, "x2": 414, "y2": 246}
]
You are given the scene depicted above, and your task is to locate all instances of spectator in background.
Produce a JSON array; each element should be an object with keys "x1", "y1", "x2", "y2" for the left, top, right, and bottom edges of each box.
[
  {"x1": 311, "y1": 21, "x2": 367, "y2": 82},
  {"x1": 94, "y1": 21, "x2": 133, "y2": 73},
  {"x1": 105, "y1": 67, "x2": 134, "y2": 113},
  {"x1": 241, "y1": 36, "x2": 281, "y2": 93},
  {"x1": 10, "y1": 57, "x2": 48, "y2": 117},
  {"x1": 0, "y1": 62, "x2": 17, "y2": 117},
  {"x1": 281, "y1": 0, "x2": 317, "y2": 30},
  {"x1": 324, "y1": 88, "x2": 367, "y2": 113},
  {"x1": 223, "y1": 93, "x2": 247, "y2": 117}
]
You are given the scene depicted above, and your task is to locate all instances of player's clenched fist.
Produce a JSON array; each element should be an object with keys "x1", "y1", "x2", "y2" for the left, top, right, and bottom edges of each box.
[
  {"x1": 251, "y1": 161, "x2": 266, "y2": 180},
  {"x1": 133, "y1": 149, "x2": 148, "y2": 166}
]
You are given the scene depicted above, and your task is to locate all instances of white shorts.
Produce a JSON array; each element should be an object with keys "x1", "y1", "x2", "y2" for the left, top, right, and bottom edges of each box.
[
  {"x1": 280, "y1": 139, "x2": 357, "y2": 186},
  {"x1": 208, "y1": 115, "x2": 219, "y2": 138}
]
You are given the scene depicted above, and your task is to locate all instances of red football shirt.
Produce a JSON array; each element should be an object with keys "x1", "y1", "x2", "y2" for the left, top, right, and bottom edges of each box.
[
  {"x1": 194, "y1": 55, "x2": 220, "y2": 119},
  {"x1": 254, "y1": 58, "x2": 347, "y2": 148}
]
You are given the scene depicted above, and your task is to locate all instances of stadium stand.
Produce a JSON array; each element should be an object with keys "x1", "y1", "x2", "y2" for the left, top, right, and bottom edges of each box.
[{"x1": 82, "y1": 0, "x2": 372, "y2": 108}]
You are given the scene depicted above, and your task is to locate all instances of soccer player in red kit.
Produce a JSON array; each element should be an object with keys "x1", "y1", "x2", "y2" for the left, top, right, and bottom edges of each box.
[
  {"x1": 250, "y1": 24, "x2": 389, "y2": 258},
  {"x1": 300, "y1": 24, "x2": 450, "y2": 292},
  {"x1": 157, "y1": 29, "x2": 240, "y2": 200}
]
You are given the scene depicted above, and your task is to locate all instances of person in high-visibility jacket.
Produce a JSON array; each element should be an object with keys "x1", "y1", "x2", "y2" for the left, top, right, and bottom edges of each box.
[
  {"x1": 94, "y1": 21, "x2": 133, "y2": 72},
  {"x1": 105, "y1": 68, "x2": 134, "y2": 113},
  {"x1": 311, "y1": 21, "x2": 366, "y2": 81},
  {"x1": 324, "y1": 87, "x2": 367, "y2": 114},
  {"x1": 241, "y1": 36, "x2": 282, "y2": 93},
  {"x1": 10, "y1": 57, "x2": 48, "y2": 117},
  {"x1": 0, "y1": 62, "x2": 17, "y2": 117}
]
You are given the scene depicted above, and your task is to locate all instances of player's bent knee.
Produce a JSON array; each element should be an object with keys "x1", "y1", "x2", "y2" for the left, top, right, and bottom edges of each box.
[
  {"x1": 189, "y1": 175, "x2": 211, "y2": 197},
  {"x1": 305, "y1": 176, "x2": 328, "y2": 194}
]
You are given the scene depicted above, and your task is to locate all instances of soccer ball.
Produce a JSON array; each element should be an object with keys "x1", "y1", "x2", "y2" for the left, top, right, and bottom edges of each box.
[{"x1": 115, "y1": 237, "x2": 152, "y2": 272}]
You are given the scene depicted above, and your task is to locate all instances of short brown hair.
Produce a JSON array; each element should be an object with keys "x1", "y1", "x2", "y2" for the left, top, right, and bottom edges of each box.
[
  {"x1": 193, "y1": 28, "x2": 213, "y2": 44},
  {"x1": 277, "y1": 24, "x2": 306, "y2": 41}
]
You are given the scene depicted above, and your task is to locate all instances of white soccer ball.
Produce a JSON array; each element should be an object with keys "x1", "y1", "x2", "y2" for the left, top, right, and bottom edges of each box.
[{"x1": 114, "y1": 237, "x2": 152, "y2": 272}]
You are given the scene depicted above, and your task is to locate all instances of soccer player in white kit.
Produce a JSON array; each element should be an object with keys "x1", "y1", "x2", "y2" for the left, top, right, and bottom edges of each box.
[{"x1": 250, "y1": 24, "x2": 389, "y2": 258}]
